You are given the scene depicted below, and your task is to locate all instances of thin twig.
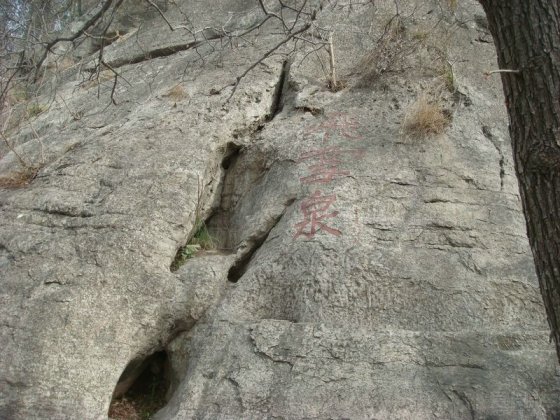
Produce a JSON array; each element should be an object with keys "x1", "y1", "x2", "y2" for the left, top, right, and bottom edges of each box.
[
  {"x1": 28, "y1": 121, "x2": 45, "y2": 164},
  {"x1": 258, "y1": 0, "x2": 289, "y2": 32},
  {"x1": 57, "y1": 93, "x2": 81, "y2": 121},
  {"x1": 227, "y1": 18, "x2": 315, "y2": 101},
  {"x1": 483, "y1": 69, "x2": 520, "y2": 77},
  {"x1": 328, "y1": 33, "x2": 336, "y2": 88},
  {"x1": 0, "y1": 131, "x2": 30, "y2": 168},
  {"x1": 145, "y1": 0, "x2": 175, "y2": 31},
  {"x1": 34, "y1": 0, "x2": 118, "y2": 76}
]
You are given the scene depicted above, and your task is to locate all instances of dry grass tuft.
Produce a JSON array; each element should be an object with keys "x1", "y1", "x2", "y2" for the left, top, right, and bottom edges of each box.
[
  {"x1": 0, "y1": 167, "x2": 39, "y2": 189},
  {"x1": 163, "y1": 84, "x2": 187, "y2": 102},
  {"x1": 446, "y1": 0, "x2": 458, "y2": 11},
  {"x1": 402, "y1": 95, "x2": 450, "y2": 137}
]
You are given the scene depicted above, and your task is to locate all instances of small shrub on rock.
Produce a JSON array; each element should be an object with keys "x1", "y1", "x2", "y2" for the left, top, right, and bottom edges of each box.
[{"x1": 402, "y1": 95, "x2": 450, "y2": 137}]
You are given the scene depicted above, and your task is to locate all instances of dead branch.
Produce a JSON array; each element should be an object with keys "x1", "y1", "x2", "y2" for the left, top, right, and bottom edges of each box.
[
  {"x1": 1, "y1": 131, "x2": 31, "y2": 169},
  {"x1": 145, "y1": 0, "x2": 175, "y2": 32},
  {"x1": 34, "y1": 0, "x2": 119, "y2": 77},
  {"x1": 227, "y1": 8, "x2": 318, "y2": 100}
]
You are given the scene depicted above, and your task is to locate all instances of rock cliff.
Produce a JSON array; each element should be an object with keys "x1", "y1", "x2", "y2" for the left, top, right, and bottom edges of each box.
[{"x1": 1, "y1": 0, "x2": 559, "y2": 419}]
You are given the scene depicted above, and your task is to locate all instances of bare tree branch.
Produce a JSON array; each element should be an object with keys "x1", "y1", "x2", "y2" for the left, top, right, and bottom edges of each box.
[
  {"x1": 145, "y1": 0, "x2": 175, "y2": 32},
  {"x1": 34, "y1": 0, "x2": 117, "y2": 76},
  {"x1": 227, "y1": 11, "x2": 317, "y2": 100}
]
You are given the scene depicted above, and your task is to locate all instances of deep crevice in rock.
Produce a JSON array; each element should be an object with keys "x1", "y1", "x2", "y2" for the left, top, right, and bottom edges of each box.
[
  {"x1": 221, "y1": 142, "x2": 241, "y2": 171},
  {"x1": 102, "y1": 30, "x2": 236, "y2": 70},
  {"x1": 170, "y1": 143, "x2": 241, "y2": 271},
  {"x1": 199, "y1": 140, "x2": 295, "y2": 283},
  {"x1": 268, "y1": 60, "x2": 290, "y2": 120},
  {"x1": 169, "y1": 70, "x2": 293, "y2": 272},
  {"x1": 109, "y1": 351, "x2": 171, "y2": 419},
  {"x1": 206, "y1": 146, "x2": 268, "y2": 251},
  {"x1": 106, "y1": 41, "x2": 202, "y2": 69},
  {"x1": 498, "y1": 155, "x2": 505, "y2": 190}
]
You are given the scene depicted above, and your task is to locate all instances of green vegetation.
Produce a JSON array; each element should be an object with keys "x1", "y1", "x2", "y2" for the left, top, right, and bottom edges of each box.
[
  {"x1": 170, "y1": 219, "x2": 215, "y2": 271},
  {"x1": 26, "y1": 103, "x2": 46, "y2": 118},
  {"x1": 190, "y1": 219, "x2": 215, "y2": 249},
  {"x1": 411, "y1": 30, "x2": 430, "y2": 42}
]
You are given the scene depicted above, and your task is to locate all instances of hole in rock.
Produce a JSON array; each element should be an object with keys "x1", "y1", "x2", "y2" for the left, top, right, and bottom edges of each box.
[{"x1": 108, "y1": 351, "x2": 170, "y2": 420}]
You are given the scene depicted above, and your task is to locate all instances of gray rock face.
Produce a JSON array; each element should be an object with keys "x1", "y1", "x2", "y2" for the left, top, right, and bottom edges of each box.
[{"x1": 1, "y1": 0, "x2": 559, "y2": 419}]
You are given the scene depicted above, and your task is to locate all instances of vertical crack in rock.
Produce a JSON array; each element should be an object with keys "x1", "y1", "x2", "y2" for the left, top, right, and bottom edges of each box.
[
  {"x1": 162, "y1": 65, "x2": 297, "y2": 410},
  {"x1": 170, "y1": 143, "x2": 241, "y2": 271},
  {"x1": 205, "y1": 147, "x2": 268, "y2": 251},
  {"x1": 200, "y1": 140, "x2": 296, "y2": 283},
  {"x1": 498, "y1": 155, "x2": 505, "y2": 190},
  {"x1": 220, "y1": 142, "x2": 241, "y2": 172},
  {"x1": 268, "y1": 60, "x2": 290, "y2": 121},
  {"x1": 482, "y1": 125, "x2": 505, "y2": 191},
  {"x1": 170, "y1": 59, "x2": 292, "y2": 272}
]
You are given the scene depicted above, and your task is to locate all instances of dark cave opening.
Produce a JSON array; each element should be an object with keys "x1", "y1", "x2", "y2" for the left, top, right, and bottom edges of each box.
[{"x1": 108, "y1": 351, "x2": 170, "y2": 419}]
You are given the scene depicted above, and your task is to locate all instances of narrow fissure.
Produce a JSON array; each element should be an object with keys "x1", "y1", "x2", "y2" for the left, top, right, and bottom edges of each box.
[
  {"x1": 205, "y1": 144, "x2": 268, "y2": 251},
  {"x1": 482, "y1": 125, "x2": 505, "y2": 191},
  {"x1": 170, "y1": 143, "x2": 241, "y2": 271},
  {"x1": 205, "y1": 143, "x2": 243, "y2": 250},
  {"x1": 103, "y1": 31, "x2": 234, "y2": 70},
  {"x1": 268, "y1": 60, "x2": 290, "y2": 121},
  {"x1": 498, "y1": 155, "x2": 505, "y2": 190},
  {"x1": 106, "y1": 41, "x2": 202, "y2": 69},
  {"x1": 108, "y1": 351, "x2": 171, "y2": 420},
  {"x1": 227, "y1": 244, "x2": 257, "y2": 283},
  {"x1": 221, "y1": 143, "x2": 241, "y2": 171},
  {"x1": 169, "y1": 73, "x2": 291, "y2": 273}
]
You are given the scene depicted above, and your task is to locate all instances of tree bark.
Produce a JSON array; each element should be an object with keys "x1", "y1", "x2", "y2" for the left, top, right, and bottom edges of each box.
[{"x1": 479, "y1": 0, "x2": 560, "y2": 362}]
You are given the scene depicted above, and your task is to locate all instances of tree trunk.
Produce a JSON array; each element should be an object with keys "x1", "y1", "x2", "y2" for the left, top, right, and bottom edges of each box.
[{"x1": 479, "y1": 0, "x2": 560, "y2": 362}]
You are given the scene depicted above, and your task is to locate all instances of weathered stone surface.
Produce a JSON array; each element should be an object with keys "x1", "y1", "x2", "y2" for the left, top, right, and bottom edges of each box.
[{"x1": 1, "y1": 0, "x2": 559, "y2": 419}]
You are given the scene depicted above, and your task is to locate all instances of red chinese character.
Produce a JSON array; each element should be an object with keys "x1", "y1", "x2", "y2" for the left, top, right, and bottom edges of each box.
[
  {"x1": 293, "y1": 190, "x2": 342, "y2": 239},
  {"x1": 304, "y1": 112, "x2": 363, "y2": 142},
  {"x1": 298, "y1": 146, "x2": 350, "y2": 184}
]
